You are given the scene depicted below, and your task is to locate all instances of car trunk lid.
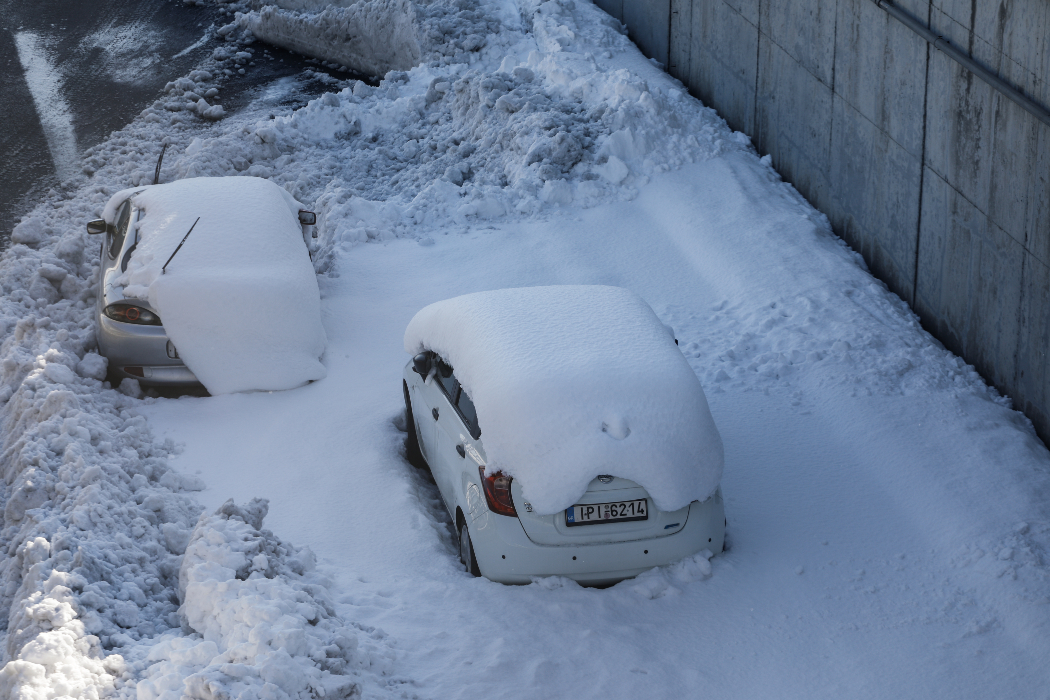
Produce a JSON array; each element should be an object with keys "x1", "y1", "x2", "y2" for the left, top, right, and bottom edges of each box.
[{"x1": 512, "y1": 476, "x2": 689, "y2": 546}]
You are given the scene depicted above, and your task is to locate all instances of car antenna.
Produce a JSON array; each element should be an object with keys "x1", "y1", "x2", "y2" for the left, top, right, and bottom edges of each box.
[
  {"x1": 161, "y1": 217, "x2": 199, "y2": 274},
  {"x1": 153, "y1": 143, "x2": 168, "y2": 185}
]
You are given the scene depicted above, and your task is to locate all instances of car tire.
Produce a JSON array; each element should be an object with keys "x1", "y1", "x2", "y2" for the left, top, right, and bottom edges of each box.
[
  {"x1": 403, "y1": 381, "x2": 427, "y2": 469},
  {"x1": 459, "y1": 521, "x2": 481, "y2": 577}
]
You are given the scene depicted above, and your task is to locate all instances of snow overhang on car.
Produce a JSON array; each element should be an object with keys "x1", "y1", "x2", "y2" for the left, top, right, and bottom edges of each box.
[
  {"x1": 404, "y1": 285, "x2": 724, "y2": 515},
  {"x1": 97, "y1": 177, "x2": 326, "y2": 394}
]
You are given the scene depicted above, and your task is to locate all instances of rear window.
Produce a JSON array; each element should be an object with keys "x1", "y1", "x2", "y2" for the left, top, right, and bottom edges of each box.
[{"x1": 109, "y1": 200, "x2": 132, "y2": 259}]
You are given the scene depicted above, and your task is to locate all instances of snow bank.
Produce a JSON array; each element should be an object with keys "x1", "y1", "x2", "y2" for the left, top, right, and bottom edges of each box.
[
  {"x1": 404, "y1": 285, "x2": 724, "y2": 514},
  {"x1": 243, "y1": 0, "x2": 422, "y2": 79},
  {"x1": 105, "y1": 177, "x2": 326, "y2": 394},
  {"x1": 240, "y1": 0, "x2": 499, "y2": 78},
  {"x1": 133, "y1": 499, "x2": 363, "y2": 700},
  {"x1": 169, "y1": 0, "x2": 748, "y2": 276},
  {"x1": 0, "y1": 301, "x2": 206, "y2": 697}
]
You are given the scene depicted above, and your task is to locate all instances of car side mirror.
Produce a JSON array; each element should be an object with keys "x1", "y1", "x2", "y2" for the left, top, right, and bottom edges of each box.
[
  {"x1": 298, "y1": 210, "x2": 317, "y2": 226},
  {"x1": 412, "y1": 353, "x2": 431, "y2": 377},
  {"x1": 86, "y1": 219, "x2": 108, "y2": 235}
]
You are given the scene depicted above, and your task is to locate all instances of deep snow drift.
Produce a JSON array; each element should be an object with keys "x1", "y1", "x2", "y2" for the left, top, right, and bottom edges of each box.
[
  {"x1": 404, "y1": 285, "x2": 723, "y2": 513},
  {"x1": 104, "y1": 177, "x2": 326, "y2": 395},
  {"x1": 0, "y1": 0, "x2": 1049, "y2": 696}
]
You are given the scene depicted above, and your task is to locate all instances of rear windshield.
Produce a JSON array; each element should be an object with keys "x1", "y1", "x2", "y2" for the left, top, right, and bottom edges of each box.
[{"x1": 108, "y1": 200, "x2": 132, "y2": 259}]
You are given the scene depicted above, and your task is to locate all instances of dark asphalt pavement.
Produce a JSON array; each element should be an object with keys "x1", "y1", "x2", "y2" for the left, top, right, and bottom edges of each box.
[
  {"x1": 0, "y1": 0, "x2": 227, "y2": 243},
  {"x1": 0, "y1": 0, "x2": 357, "y2": 248}
]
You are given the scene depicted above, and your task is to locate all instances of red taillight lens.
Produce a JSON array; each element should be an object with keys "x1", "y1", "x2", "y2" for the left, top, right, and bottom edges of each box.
[{"x1": 479, "y1": 466, "x2": 516, "y2": 516}]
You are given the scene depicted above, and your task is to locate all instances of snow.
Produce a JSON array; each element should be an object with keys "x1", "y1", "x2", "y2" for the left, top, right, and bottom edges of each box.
[
  {"x1": 134, "y1": 498, "x2": 364, "y2": 700},
  {"x1": 1, "y1": 0, "x2": 1049, "y2": 697},
  {"x1": 404, "y1": 285, "x2": 724, "y2": 514},
  {"x1": 104, "y1": 177, "x2": 326, "y2": 395}
]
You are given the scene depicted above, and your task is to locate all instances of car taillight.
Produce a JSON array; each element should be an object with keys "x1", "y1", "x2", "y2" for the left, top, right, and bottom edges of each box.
[
  {"x1": 104, "y1": 303, "x2": 162, "y2": 326},
  {"x1": 479, "y1": 466, "x2": 516, "y2": 516}
]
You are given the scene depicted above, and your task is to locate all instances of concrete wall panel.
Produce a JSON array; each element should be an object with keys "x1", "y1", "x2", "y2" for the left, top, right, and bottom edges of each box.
[
  {"x1": 668, "y1": 0, "x2": 693, "y2": 83},
  {"x1": 1024, "y1": 127, "x2": 1050, "y2": 266},
  {"x1": 754, "y1": 34, "x2": 832, "y2": 207},
  {"x1": 834, "y1": 0, "x2": 927, "y2": 156},
  {"x1": 609, "y1": 0, "x2": 1050, "y2": 440},
  {"x1": 923, "y1": 52, "x2": 995, "y2": 225},
  {"x1": 985, "y1": 95, "x2": 1040, "y2": 248},
  {"x1": 1018, "y1": 254, "x2": 1050, "y2": 431},
  {"x1": 829, "y1": 98, "x2": 922, "y2": 301},
  {"x1": 721, "y1": 0, "x2": 758, "y2": 26},
  {"x1": 624, "y1": 0, "x2": 670, "y2": 67},
  {"x1": 916, "y1": 169, "x2": 1024, "y2": 392},
  {"x1": 757, "y1": 0, "x2": 836, "y2": 86},
  {"x1": 688, "y1": 0, "x2": 758, "y2": 134},
  {"x1": 592, "y1": 0, "x2": 623, "y2": 23}
]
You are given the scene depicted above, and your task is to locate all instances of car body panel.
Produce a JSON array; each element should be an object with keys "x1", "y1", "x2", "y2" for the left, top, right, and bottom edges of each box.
[
  {"x1": 512, "y1": 477, "x2": 692, "y2": 545},
  {"x1": 404, "y1": 358, "x2": 726, "y2": 585},
  {"x1": 467, "y1": 496, "x2": 723, "y2": 586},
  {"x1": 94, "y1": 198, "x2": 198, "y2": 386}
]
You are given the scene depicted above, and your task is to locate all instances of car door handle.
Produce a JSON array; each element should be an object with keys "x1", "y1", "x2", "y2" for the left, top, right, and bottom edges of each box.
[
  {"x1": 432, "y1": 407, "x2": 439, "y2": 420},
  {"x1": 456, "y1": 444, "x2": 466, "y2": 458}
]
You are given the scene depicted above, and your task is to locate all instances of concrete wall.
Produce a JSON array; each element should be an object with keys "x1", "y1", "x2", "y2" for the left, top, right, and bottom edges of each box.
[{"x1": 600, "y1": 0, "x2": 1050, "y2": 441}]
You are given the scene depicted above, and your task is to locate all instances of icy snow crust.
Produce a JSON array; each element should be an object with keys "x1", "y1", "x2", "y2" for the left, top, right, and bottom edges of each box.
[
  {"x1": 405, "y1": 285, "x2": 723, "y2": 514},
  {"x1": 106, "y1": 177, "x2": 326, "y2": 395},
  {"x1": 0, "y1": 0, "x2": 1049, "y2": 696}
]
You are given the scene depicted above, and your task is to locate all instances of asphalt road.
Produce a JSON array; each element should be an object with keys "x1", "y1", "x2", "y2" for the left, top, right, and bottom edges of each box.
[
  {"x1": 0, "y1": 0, "x2": 226, "y2": 243},
  {"x1": 0, "y1": 0, "x2": 356, "y2": 249}
]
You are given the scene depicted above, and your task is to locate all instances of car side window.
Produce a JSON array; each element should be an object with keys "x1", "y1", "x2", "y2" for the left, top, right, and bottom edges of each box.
[
  {"x1": 109, "y1": 200, "x2": 132, "y2": 259},
  {"x1": 433, "y1": 356, "x2": 481, "y2": 438},
  {"x1": 457, "y1": 390, "x2": 481, "y2": 439},
  {"x1": 435, "y1": 358, "x2": 458, "y2": 399}
]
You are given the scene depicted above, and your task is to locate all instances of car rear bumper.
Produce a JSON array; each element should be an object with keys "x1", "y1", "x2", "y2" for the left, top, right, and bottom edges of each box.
[
  {"x1": 469, "y1": 493, "x2": 725, "y2": 586},
  {"x1": 97, "y1": 314, "x2": 200, "y2": 386}
]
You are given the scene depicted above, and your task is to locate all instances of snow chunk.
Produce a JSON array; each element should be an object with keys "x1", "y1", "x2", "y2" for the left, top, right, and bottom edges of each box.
[
  {"x1": 11, "y1": 217, "x2": 47, "y2": 245},
  {"x1": 76, "y1": 353, "x2": 108, "y2": 381},
  {"x1": 104, "y1": 177, "x2": 326, "y2": 394},
  {"x1": 404, "y1": 286, "x2": 723, "y2": 514}
]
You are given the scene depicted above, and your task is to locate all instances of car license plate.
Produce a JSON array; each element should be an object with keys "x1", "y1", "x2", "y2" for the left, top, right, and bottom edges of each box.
[{"x1": 565, "y1": 499, "x2": 648, "y2": 526}]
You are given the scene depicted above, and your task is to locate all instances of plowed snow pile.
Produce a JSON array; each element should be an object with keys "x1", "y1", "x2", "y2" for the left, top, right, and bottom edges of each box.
[{"x1": 1, "y1": 0, "x2": 1049, "y2": 697}]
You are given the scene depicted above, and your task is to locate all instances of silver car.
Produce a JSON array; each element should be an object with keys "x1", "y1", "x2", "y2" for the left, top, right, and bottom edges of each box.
[
  {"x1": 403, "y1": 351, "x2": 726, "y2": 586},
  {"x1": 87, "y1": 198, "x2": 198, "y2": 386},
  {"x1": 86, "y1": 193, "x2": 317, "y2": 387}
]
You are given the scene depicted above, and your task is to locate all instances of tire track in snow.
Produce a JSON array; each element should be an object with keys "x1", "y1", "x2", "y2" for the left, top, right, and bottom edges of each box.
[{"x1": 14, "y1": 31, "x2": 79, "y2": 183}]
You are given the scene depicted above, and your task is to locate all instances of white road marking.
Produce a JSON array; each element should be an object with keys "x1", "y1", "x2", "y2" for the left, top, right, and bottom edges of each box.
[
  {"x1": 172, "y1": 29, "x2": 211, "y2": 59},
  {"x1": 14, "y1": 31, "x2": 80, "y2": 183}
]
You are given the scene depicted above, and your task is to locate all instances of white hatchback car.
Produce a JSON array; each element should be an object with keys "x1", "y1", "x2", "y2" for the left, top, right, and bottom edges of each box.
[{"x1": 402, "y1": 285, "x2": 726, "y2": 585}]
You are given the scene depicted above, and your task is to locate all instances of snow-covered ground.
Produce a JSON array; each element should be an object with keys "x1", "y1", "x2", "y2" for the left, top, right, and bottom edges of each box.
[{"x1": 2, "y1": 0, "x2": 1050, "y2": 697}]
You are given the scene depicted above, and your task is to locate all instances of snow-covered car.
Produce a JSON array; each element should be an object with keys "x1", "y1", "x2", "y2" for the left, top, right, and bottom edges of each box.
[
  {"x1": 402, "y1": 285, "x2": 726, "y2": 585},
  {"x1": 87, "y1": 177, "x2": 325, "y2": 394}
]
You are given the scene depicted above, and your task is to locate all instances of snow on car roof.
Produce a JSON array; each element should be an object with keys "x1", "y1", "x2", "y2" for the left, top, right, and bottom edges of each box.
[
  {"x1": 103, "y1": 177, "x2": 326, "y2": 394},
  {"x1": 404, "y1": 285, "x2": 723, "y2": 515}
]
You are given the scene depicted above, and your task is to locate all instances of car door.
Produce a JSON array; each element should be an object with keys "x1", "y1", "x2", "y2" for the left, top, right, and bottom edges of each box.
[
  {"x1": 434, "y1": 364, "x2": 487, "y2": 518},
  {"x1": 408, "y1": 371, "x2": 437, "y2": 468},
  {"x1": 424, "y1": 357, "x2": 462, "y2": 516}
]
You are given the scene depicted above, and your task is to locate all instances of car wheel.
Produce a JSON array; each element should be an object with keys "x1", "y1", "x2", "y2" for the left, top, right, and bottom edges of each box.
[
  {"x1": 402, "y1": 381, "x2": 427, "y2": 469},
  {"x1": 459, "y1": 520, "x2": 481, "y2": 577}
]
